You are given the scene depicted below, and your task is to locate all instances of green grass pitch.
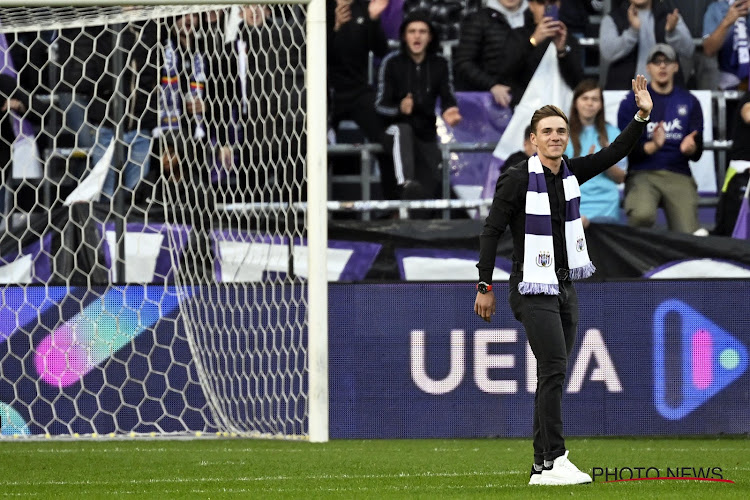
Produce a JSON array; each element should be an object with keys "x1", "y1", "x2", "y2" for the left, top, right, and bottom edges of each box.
[{"x1": 0, "y1": 437, "x2": 747, "y2": 498}]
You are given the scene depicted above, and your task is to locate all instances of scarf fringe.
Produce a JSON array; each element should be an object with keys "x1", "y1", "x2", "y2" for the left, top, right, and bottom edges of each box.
[
  {"x1": 570, "y1": 262, "x2": 596, "y2": 280},
  {"x1": 518, "y1": 282, "x2": 559, "y2": 295}
]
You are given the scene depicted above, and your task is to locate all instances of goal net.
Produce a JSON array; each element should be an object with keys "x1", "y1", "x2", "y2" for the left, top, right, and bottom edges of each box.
[{"x1": 0, "y1": 2, "x2": 328, "y2": 441}]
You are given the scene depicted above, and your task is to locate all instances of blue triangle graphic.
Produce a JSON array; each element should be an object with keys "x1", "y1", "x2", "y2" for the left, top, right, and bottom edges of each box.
[{"x1": 654, "y1": 299, "x2": 748, "y2": 420}]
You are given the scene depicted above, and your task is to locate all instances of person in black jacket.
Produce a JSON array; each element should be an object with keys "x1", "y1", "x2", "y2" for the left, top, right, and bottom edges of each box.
[
  {"x1": 374, "y1": 10, "x2": 461, "y2": 202},
  {"x1": 453, "y1": 0, "x2": 528, "y2": 107},
  {"x1": 0, "y1": 30, "x2": 47, "y2": 215},
  {"x1": 221, "y1": 5, "x2": 306, "y2": 205},
  {"x1": 327, "y1": 0, "x2": 398, "y2": 199},
  {"x1": 455, "y1": 0, "x2": 583, "y2": 109},
  {"x1": 84, "y1": 21, "x2": 159, "y2": 201},
  {"x1": 474, "y1": 75, "x2": 653, "y2": 486}
]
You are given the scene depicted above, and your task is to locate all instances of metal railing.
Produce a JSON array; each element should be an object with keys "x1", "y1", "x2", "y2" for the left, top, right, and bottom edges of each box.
[{"x1": 326, "y1": 137, "x2": 733, "y2": 220}]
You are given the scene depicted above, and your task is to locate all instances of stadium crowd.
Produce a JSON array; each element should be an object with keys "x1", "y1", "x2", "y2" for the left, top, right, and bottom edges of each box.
[{"x1": 0, "y1": 1, "x2": 748, "y2": 235}]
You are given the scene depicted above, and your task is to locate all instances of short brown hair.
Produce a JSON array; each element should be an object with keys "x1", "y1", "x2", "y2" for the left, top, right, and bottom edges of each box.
[{"x1": 530, "y1": 105, "x2": 569, "y2": 134}]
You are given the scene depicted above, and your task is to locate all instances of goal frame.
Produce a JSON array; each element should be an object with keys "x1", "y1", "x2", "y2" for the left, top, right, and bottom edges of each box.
[{"x1": 0, "y1": 0, "x2": 329, "y2": 442}]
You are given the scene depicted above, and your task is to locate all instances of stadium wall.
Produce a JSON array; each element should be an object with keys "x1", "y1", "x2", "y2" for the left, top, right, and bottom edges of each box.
[{"x1": 0, "y1": 281, "x2": 748, "y2": 438}]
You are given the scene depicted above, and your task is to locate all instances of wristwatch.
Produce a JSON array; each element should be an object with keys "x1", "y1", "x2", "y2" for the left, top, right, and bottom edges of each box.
[{"x1": 476, "y1": 282, "x2": 493, "y2": 294}]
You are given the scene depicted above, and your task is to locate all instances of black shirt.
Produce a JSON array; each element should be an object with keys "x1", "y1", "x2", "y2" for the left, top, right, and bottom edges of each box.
[{"x1": 477, "y1": 118, "x2": 647, "y2": 283}]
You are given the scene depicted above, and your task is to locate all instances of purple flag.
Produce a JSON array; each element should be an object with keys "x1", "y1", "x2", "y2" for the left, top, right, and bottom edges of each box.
[{"x1": 731, "y1": 182, "x2": 750, "y2": 240}]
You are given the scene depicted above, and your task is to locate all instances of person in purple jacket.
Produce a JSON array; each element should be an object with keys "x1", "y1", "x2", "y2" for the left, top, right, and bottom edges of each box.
[{"x1": 617, "y1": 43, "x2": 704, "y2": 234}]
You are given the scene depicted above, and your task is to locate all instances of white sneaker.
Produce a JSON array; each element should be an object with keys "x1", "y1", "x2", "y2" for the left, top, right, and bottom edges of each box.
[{"x1": 533, "y1": 451, "x2": 592, "y2": 485}]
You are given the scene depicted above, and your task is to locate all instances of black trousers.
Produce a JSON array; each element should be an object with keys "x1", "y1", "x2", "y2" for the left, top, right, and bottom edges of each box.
[
  {"x1": 508, "y1": 273, "x2": 578, "y2": 464},
  {"x1": 383, "y1": 123, "x2": 442, "y2": 196}
]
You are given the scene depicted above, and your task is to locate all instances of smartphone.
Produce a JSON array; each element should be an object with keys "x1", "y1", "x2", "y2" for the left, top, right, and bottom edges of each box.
[{"x1": 545, "y1": 4, "x2": 559, "y2": 21}]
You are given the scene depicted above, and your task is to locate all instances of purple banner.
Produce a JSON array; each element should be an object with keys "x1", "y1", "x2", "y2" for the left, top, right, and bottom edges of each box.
[
  {"x1": 439, "y1": 92, "x2": 511, "y2": 189},
  {"x1": 210, "y1": 229, "x2": 381, "y2": 282}
]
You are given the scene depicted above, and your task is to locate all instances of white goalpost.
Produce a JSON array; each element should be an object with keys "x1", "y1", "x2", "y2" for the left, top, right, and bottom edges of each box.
[{"x1": 0, "y1": 1, "x2": 328, "y2": 442}]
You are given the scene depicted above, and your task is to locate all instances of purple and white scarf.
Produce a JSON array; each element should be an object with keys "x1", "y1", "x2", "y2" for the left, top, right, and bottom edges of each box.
[
  {"x1": 157, "y1": 38, "x2": 206, "y2": 139},
  {"x1": 519, "y1": 155, "x2": 595, "y2": 295}
]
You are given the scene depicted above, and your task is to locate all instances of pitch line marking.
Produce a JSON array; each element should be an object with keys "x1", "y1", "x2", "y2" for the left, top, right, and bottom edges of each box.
[{"x1": 0, "y1": 470, "x2": 523, "y2": 488}]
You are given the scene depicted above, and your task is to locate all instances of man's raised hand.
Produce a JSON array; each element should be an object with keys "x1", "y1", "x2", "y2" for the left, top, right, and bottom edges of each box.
[{"x1": 632, "y1": 74, "x2": 653, "y2": 117}]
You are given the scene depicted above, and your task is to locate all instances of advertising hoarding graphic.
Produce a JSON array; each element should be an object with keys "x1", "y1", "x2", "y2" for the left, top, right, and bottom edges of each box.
[
  {"x1": 0, "y1": 282, "x2": 748, "y2": 437},
  {"x1": 653, "y1": 300, "x2": 749, "y2": 420},
  {"x1": 329, "y1": 282, "x2": 750, "y2": 438}
]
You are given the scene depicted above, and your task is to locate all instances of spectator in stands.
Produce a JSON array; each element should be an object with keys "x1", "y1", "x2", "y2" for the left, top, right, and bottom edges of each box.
[
  {"x1": 565, "y1": 79, "x2": 626, "y2": 227},
  {"x1": 560, "y1": 0, "x2": 604, "y2": 39},
  {"x1": 0, "y1": 30, "x2": 47, "y2": 215},
  {"x1": 456, "y1": 0, "x2": 584, "y2": 108},
  {"x1": 375, "y1": 10, "x2": 462, "y2": 203},
  {"x1": 713, "y1": 90, "x2": 750, "y2": 234},
  {"x1": 148, "y1": 12, "x2": 230, "y2": 208},
  {"x1": 516, "y1": 0, "x2": 585, "y2": 105},
  {"x1": 327, "y1": 0, "x2": 398, "y2": 199},
  {"x1": 223, "y1": 5, "x2": 307, "y2": 203},
  {"x1": 702, "y1": 0, "x2": 750, "y2": 90},
  {"x1": 402, "y1": 0, "x2": 483, "y2": 41},
  {"x1": 53, "y1": 27, "x2": 98, "y2": 150},
  {"x1": 502, "y1": 125, "x2": 535, "y2": 174},
  {"x1": 134, "y1": 130, "x2": 210, "y2": 211},
  {"x1": 157, "y1": 14, "x2": 214, "y2": 143},
  {"x1": 617, "y1": 44, "x2": 704, "y2": 233},
  {"x1": 600, "y1": 0, "x2": 695, "y2": 90},
  {"x1": 676, "y1": 0, "x2": 717, "y2": 89},
  {"x1": 0, "y1": 76, "x2": 36, "y2": 217},
  {"x1": 453, "y1": 0, "x2": 528, "y2": 107},
  {"x1": 85, "y1": 21, "x2": 159, "y2": 201}
]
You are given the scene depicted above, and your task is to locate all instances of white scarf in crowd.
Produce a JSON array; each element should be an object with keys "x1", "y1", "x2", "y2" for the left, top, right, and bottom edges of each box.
[{"x1": 486, "y1": 0, "x2": 529, "y2": 29}]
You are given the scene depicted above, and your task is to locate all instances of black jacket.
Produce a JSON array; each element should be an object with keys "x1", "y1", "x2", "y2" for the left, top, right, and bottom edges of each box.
[
  {"x1": 455, "y1": 9, "x2": 583, "y2": 108},
  {"x1": 222, "y1": 5, "x2": 306, "y2": 147},
  {"x1": 560, "y1": 0, "x2": 604, "y2": 35},
  {"x1": 453, "y1": 7, "x2": 526, "y2": 92},
  {"x1": 374, "y1": 12, "x2": 457, "y2": 141},
  {"x1": 326, "y1": 0, "x2": 389, "y2": 98},
  {"x1": 477, "y1": 118, "x2": 647, "y2": 283},
  {"x1": 82, "y1": 22, "x2": 159, "y2": 131},
  {"x1": 374, "y1": 49, "x2": 458, "y2": 141}
]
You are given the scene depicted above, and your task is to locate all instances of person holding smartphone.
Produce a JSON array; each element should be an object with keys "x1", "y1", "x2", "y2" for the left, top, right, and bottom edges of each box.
[
  {"x1": 513, "y1": 0, "x2": 584, "y2": 107},
  {"x1": 702, "y1": 0, "x2": 750, "y2": 90}
]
